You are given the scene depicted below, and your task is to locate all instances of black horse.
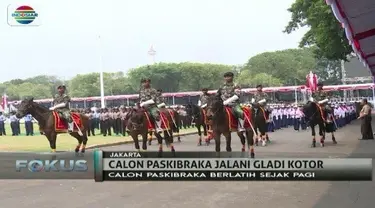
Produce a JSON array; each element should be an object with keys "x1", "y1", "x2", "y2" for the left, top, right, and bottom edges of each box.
[
  {"x1": 185, "y1": 103, "x2": 211, "y2": 145},
  {"x1": 15, "y1": 98, "x2": 89, "y2": 153},
  {"x1": 252, "y1": 103, "x2": 270, "y2": 146},
  {"x1": 206, "y1": 94, "x2": 255, "y2": 157},
  {"x1": 303, "y1": 101, "x2": 337, "y2": 147}
]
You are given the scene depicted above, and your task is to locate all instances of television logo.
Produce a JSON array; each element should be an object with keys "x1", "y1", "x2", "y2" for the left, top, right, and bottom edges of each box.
[
  {"x1": 7, "y1": 4, "x2": 41, "y2": 26},
  {"x1": 15, "y1": 160, "x2": 88, "y2": 172}
]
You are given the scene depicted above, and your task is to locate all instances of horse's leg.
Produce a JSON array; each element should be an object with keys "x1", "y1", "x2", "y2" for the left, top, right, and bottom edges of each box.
[
  {"x1": 311, "y1": 123, "x2": 316, "y2": 148},
  {"x1": 214, "y1": 131, "x2": 221, "y2": 155},
  {"x1": 141, "y1": 133, "x2": 148, "y2": 151},
  {"x1": 331, "y1": 132, "x2": 337, "y2": 144},
  {"x1": 254, "y1": 124, "x2": 259, "y2": 146},
  {"x1": 46, "y1": 132, "x2": 57, "y2": 153},
  {"x1": 197, "y1": 124, "x2": 203, "y2": 146},
  {"x1": 154, "y1": 132, "x2": 164, "y2": 157},
  {"x1": 319, "y1": 123, "x2": 325, "y2": 147},
  {"x1": 69, "y1": 132, "x2": 83, "y2": 153},
  {"x1": 167, "y1": 129, "x2": 175, "y2": 155},
  {"x1": 237, "y1": 132, "x2": 246, "y2": 152},
  {"x1": 148, "y1": 132, "x2": 153, "y2": 145},
  {"x1": 246, "y1": 129, "x2": 255, "y2": 158},
  {"x1": 223, "y1": 131, "x2": 232, "y2": 152},
  {"x1": 132, "y1": 133, "x2": 140, "y2": 151}
]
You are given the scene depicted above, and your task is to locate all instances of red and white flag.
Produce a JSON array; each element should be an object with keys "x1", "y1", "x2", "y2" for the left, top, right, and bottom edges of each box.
[
  {"x1": 306, "y1": 71, "x2": 318, "y2": 92},
  {"x1": 1, "y1": 93, "x2": 8, "y2": 112}
]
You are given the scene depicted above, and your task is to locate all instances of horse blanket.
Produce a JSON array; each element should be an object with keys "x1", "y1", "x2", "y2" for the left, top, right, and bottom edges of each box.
[
  {"x1": 53, "y1": 111, "x2": 82, "y2": 132},
  {"x1": 225, "y1": 106, "x2": 253, "y2": 131}
]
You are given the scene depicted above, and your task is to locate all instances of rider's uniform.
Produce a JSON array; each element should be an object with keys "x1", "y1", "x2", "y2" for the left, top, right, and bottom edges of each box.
[
  {"x1": 218, "y1": 81, "x2": 245, "y2": 131},
  {"x1": 139, "y1": 86, "x2": 163, "y2": 133},
  {"x1": 52, "y1": 93, "x2": 73, "y2": 131},
  {"x1": 198, "y1": 93, "x2": 210, "y2": 108},
  {"x1": 252, "y1": 91, "x2": 270, "y2": 121}
]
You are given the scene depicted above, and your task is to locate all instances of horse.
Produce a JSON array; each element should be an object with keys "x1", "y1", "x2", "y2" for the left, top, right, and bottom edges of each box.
[
  {"x1": 147, "y1": 108, "x2": 181, "y2": 145},
  {"x1": 185, "y1": 103, "x2": 212, "y2": 145},
  {"x1": 252, "y1": 103, "x2": 270, "y2": 146},
  {"x1": 15, "y1": 98, "x2": 89, "y2": 153},
  {"x1": 302, "y1": 101, "x2": 337, "y2": 147},
  {"x1": 206, "y1": 94, "x2": 255, "y2": 158},
  {"x1": 127, "y1": 106, "x2": 176, "y2": 156}
]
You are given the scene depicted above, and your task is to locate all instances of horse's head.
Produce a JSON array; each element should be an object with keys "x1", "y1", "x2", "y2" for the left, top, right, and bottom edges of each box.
[
  {"x1": 16, "y1": 97, "x2": 34, "y2": 118},
  {"x1": 127, "y1": 108, "x2": 146, "y2": 131},
  {"x1": 206, "y1": 93, "x2": 223, "y2": 120}
]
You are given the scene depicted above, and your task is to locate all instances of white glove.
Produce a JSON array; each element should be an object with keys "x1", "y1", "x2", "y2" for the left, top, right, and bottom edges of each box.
[
  {"x1": 318, "y1": 99, "x2": 329, "y2": 104},
  {"x1": 157, "y1": 103, "x2": 166, "y2": 108},
  {"x1": 251, "y1": 98, "x2": 255, "y2": 103},
  {"x1": 201, "y1": 103, "x2": 207, "y2": 108},
  {"x1": 235, "y1": 89, "x2": 241, "y2": 93},
  {"x1": 197, "y1": 100, "x2": 202, "y2": 106},
  {"x1": 258, "y1": 99, "x2": 266, "y2": 104},
  {"x1": 49, "y1": 107, "x2": 55, "y2": 111},
  {"x1": 140, "y1": 99, "x2": 155, "y2": 107},
  {"x1": 309, "y1": 97, "x2": 314, "y2": 102},
  {"x1": 223, "y1": 95, "x2": 239, "y2": 105}
]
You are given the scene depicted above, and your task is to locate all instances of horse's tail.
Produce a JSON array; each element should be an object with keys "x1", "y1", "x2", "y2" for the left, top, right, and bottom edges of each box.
[
  {"x1": 80, "y1": 113, "x2": 90, "y2": 133},
  {"x1": 172, "y1": 110, "x2": 180, "y2": 132}
]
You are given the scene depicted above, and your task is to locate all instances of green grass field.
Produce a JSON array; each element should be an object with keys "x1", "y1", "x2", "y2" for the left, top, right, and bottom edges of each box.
[{"x1": 0, "y1": 124, "x2": 195, "y2": 152}]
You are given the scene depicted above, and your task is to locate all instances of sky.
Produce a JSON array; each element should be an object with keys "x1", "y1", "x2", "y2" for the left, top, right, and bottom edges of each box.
[{"x1": 0, "y1": 0, "x2": 308, "y2": 82}]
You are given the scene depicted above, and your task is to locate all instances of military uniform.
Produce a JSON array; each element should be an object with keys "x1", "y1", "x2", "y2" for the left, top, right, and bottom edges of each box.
[
  {"x1": 198, "y1": 93, "x2": 210, "y2": 108},
  {"x1": 51, "y1": 87, "x2": 73, "y2": 131},
  {"x1": 218, "y1": 77, "x2": 245, "y2": 131},
  {"x1": 312, "y1": 89, "x2": 332, "y2": 117},
  {"x1": 0, "y1": 112, "x2": 5, "y2": 136},
  {"x1": 139, "y1": 80, "x2": 163, "y2": 132}
]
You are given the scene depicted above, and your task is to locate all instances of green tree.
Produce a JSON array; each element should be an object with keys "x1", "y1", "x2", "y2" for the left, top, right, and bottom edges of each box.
[
  {"x1": 243, "y1": 48, "x2": 316, "y2": 85},
  {"x1": 284, "y1": 0, "x2": 352, "y2": 60},
  {"x1": 238, "y1": 71, "x2": 283, "y2": 87}
]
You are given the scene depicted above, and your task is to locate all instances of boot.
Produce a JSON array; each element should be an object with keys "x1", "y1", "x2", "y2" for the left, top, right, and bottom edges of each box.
[
  {"x1": 238, "y1": 118, "x2": 245, "y2": 132},
  {"x1": 155, "y1": 120, "x2": 163, "y2": 133},
  {"x1": 68, "y1": 122, "x2": 74, "y2": 132}
]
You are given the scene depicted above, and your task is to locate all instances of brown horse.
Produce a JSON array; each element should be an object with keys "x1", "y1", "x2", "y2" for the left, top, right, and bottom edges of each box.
[
  {"x1": 15, "y1": 98, "x2": 89, "y2": 153},
  {"x1": 206, "y1": 94, "x2": 255, "y2": 158},
  {"x1": 126, "y1": 107, "x2": 176, "y2": 156}
]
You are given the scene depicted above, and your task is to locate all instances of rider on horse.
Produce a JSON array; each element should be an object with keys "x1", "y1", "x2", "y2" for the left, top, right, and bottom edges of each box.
[
  {"x1": 156, "y1": 89, "x2": 166, "y2": 108},
  {"x1": 198, "y1": 88, "x2": 210, "y2": 108},
  {"x1": 252, "y1": 84, "x2": 269, "y2": 109},
  {"x1": 311, "y1": 83, "x2": 332, "y2": 122},
  {"x1": 49, "y1": 85, "x2": 73, "y2": 132},
  {"x1": 217, "y1": 72, "x2": 245, "y2": 132},
  {"x1": 139, "y1": 78, "x2": 163, "y2": 133}
]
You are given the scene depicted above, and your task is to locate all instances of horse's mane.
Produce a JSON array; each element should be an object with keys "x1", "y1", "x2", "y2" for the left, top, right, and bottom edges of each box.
[{"x1": 32, "y1": 101, "x2": 49, "y2": 111}]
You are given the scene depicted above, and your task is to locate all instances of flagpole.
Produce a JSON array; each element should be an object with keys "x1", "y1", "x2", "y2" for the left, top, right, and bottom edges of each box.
[{"x1": 98, "y1": 35, "x2": 105, "y2": 108}]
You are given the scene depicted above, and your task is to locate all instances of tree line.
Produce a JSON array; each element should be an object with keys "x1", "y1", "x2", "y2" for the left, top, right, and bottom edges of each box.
[{"x1": 0, "y1": 47, "x2": 342, "y2": 100}]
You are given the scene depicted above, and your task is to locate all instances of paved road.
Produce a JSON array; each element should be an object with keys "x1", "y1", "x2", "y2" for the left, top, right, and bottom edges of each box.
[{"x1": 0, "y1": 120, "x2": 374, "y2": 208}]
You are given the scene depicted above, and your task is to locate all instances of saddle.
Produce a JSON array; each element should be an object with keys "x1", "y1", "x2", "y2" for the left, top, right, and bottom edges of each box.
[
  {"x1": 52, "y1": 111, "x2": 82, "y2": 132},
  {"x1": 224, "y1": 106, "x2": 252, "y2": 131},
  {"x1": 142, "y1": 108, "x2": 170, "y2": 132}
]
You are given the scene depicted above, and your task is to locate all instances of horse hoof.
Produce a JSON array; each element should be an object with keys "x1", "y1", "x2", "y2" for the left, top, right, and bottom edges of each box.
[
  {"x1": 197, "y1": 141, "x2": 202, "y2": 146},
  {"x1": 262, "y1": 141, "x2": 266, "y2": 147},
  {"x1": 148, "y1": 141, "x2": 152, "y2": 146},
  {"x1": 178, "y1": 138, "x2": 181, "y2": 142},
  {"x1": 333, "y1": 140, "x2": 337, "y2": 144},
  {"x1": 250, "y1": 152, "x2": 255, "y2": 158},
  {"x1": 241, "y1": 148, "x2": 245, "y2": 152},
  {"x1": 226, "y1": 148, "x2": 232, "y2": 152},
  {"x1": 320, "y1": 143, "x2": 324, "y2": 147}
]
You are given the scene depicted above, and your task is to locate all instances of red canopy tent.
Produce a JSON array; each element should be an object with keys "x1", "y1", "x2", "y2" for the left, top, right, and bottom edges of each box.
[{"x1": 326, "y1": 0, "x2": 375, "y2": 77}]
